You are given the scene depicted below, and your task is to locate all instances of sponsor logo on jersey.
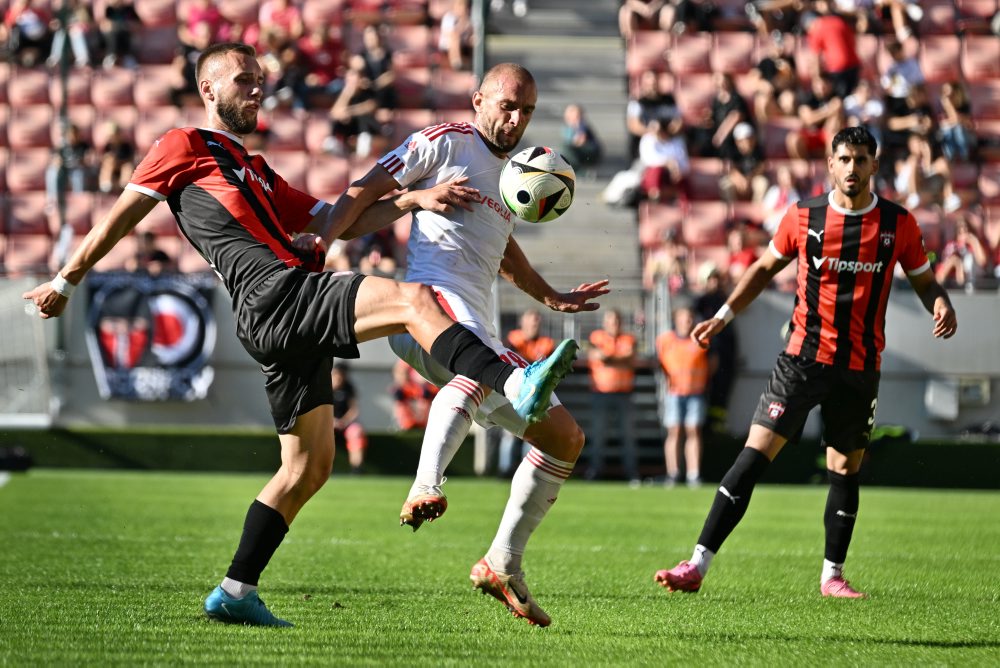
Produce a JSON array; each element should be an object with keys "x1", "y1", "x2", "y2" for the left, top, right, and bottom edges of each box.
[
  {"x1": 768, "y1": 401, "x2": 786, "y2": 419},
  {"x1": 811, "y1": 256, "x2": 885, "y2": 273},
  {"x1": 477, "y1": 193, "x2": 512, "y2": 222}
]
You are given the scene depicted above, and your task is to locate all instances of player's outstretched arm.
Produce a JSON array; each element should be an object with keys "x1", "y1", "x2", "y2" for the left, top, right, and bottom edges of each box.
[
  {"x1": 498, "y1": 237, "x2": 609, "y2": 313},
  {"x1": 907, "y1": 268, "x2": 957, "y2": 339},
  {"x1": 23, "y1": 189, "x2": 158, "y2": 319},
  {"x1": 692, "y1": 250, "x2": 788, "y2": 348}
]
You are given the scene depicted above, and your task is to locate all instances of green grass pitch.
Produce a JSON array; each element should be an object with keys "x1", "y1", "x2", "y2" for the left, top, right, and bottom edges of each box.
[{"x1": 1, "y1": 470, "x2": 998, "y2": 665}]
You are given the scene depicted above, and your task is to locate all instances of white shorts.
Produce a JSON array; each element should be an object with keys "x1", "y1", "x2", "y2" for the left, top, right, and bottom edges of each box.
[{"x1": 388, "y1": 286, "x2": 561, "y2": 438}]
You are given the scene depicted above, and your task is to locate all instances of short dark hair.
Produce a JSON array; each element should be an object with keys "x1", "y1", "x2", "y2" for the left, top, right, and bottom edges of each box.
[
  {"x1": 195, "y1": 42, "x2": 256, "y2": 83},
  {"x1": 831, "y1": 126, "x2": 878, "y2": 156}
]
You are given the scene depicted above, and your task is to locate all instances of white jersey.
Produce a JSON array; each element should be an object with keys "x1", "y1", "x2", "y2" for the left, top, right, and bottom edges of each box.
[{"x1": 378, "y1": 122, "x2": 514, "y2": 325}]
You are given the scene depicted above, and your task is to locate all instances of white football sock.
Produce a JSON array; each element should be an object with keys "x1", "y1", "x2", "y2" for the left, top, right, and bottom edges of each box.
[
  {"x1": 690, "y1": 544, "x2": 715, "y2": 577},
  {"x1": 411, "y1": 376, "x2": 484, "y2": 491},
  {"x1": 501, "y1": 368, "x2": 526, "y2": 403},
  {"x1": 486, "y1": 447, "x2": 574, "y2": 574},
  {"x1": 221, "y1": 577, "x2": 257, "y2": 599},
  {"x1": 821, "y1": 559, "x2": 843, "y2": 584}
]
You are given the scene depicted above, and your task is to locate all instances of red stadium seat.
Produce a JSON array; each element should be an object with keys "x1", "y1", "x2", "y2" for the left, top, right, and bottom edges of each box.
[
  {"x1": 7, "y1": 105, "x2": 54, "y2": 149},
  {"x1": 7, "y1": 192, "x2": 52, "y2": 236},
  {"x1": 52, "y1": 106, "x2": 96, "y2": 147},
  {"x1": 431, "y1": 69, "x2": 476, "y2": 110},
  {"x1": 264, "y1": 151, "x2": 310, "y2": 191},
  {"x1": 47, "y1": 192, "x2": 94, "y2": 235},
  {"x1": 387, "y1": 24, "x2": 432, "y2": 69},
  {"x1": 669, "y1": 32, "x2": 714, "y2": 76},
  {"x1": 638, "y1": 201, "x2": 684, "y2": 249},
  {"x1": 961, "y1": 35, "x2": 1000, "y2": 81},
  {"x1": 3, "y1": 234, "x2": 52, "y2": 276},
  {"x1": 134, "y1": 0, "x2": 180, "y2": 26},
  {"x1": 135, "y1": 107, "x2": 181, "y2": 154},
  {"x1": 93, "y1": 107, "x2": 139, "y2": 150},
  {"x1": 681, "y1": 201, "x2": 729, "y2": 247},
  {"x1": 918, "y1": 36, "x2": 962, "y2": 83},
  {"x1": 673, "y1": 73, "x2": 715, "y2": 125},
  {"x1": 969, "y1": 80, "x2": 1000, "y2": 120},
  {"x1": 262, "y1": 112, "x2": 306, "y2": 152},
  {"x1": 5, "y1": 149, "x2": 50, "y2": 193},
  {"x1": 132, "y1": 199, "x2": 179, "y2": 237},
  {"x1": 913, "y1": 207, "x2": 945, "y2": 255},
  {"x1": 855, "y1": 33, "x2": 882, "y2": 82},
  {"x1": 626, "y1": 30, "x2": 670, "y2": 76},
  {"x1": 91, "y1": 68, "x2": 136, "y2": 108},
  {"x1": 956, "y1": 0, "x2": 999, "y2": 34},
  {"x1": 349, "y1": 155, "x2": 379, "y2": 185},
  {"x1": 979, "y1": 164, "x2": 1000, "y2": 203},
  {"x1": 0, "y1": 62, "x2": 9, "y2": 104},
  {"x1": 218, "y1": 0, "x2": 262, "y2": 25},
  {"x1": 710, "y1": 32, "x2": 757, "y2": 75},
  {"x1": 920, "y1": 0, "x2": 959, "y2": 34},
  {"x1": 436, "y1": 109, "x2": 473, "y2": 125},
  {"x1": 394, "y1": 67, "x2": 432, "y2": 109},
  {"x1": 48, "y1": 68, "x2": 92, "y2": 107},
  {"x1": 304, "y1": 110, "x2": 332, "y2": 155},
  {"x1": 687, "y1": 157, "x2": 724, "y2": 200},
  {"x1": 133, "y1": 65, "x2": 177, "y2": 109},
  {"x1": 6, "y1": 67, "x2": 50, "y2": 106},
  {"x1": 392, "y1": 108, "x2": 436, "y2": 145},
  {"x1": 760, "y1": 117, "x2": 798, "y2": 160},
  {"x1": 731, "y1": 200, "x2": 765, "y2": 227},
  {"x1": 134, "y1": 26, "x2": 180, "y2": 65},
  {"x1": 306, "y1": 154, "x2": 351, "y2": 200},
  {"x1": 301, "y1": 0, "x2": 347, "y2": 30}
]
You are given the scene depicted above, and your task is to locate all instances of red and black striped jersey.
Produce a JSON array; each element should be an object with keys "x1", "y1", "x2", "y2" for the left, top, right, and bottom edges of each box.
[
  {"x1": 126, "y1": 128, "x2": 325, "y2": 305},
  {"x1": 770, "y1": 192, "x2": 930, "y2": 371}
]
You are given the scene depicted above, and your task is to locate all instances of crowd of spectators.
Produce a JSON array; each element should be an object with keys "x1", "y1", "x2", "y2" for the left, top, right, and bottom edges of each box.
[{"x1": 624, "y1": 0, "x2": 1000, "y2": 295}]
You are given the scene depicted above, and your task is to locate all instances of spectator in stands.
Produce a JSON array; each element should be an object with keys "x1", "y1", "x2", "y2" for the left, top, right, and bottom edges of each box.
[
  {"x1": 883, "y1": 83, "x2": 935, "y2": 179},
  {"x1": 761, "y1": 163, "x2": 801, "y2": 236},
  {"x1": 97, "y1": 121, "x2": 135, "y2": 194},
  {"x1": 626, "y1": 70, "x2": 681, "y2": 161},
  {"x1": 358, "y1": 25, "x2": 399, "y2": 115},
  {"x1": 745, "y1": 0, "x2": 803, "y2": 39},
  {"x1": 99, "y1": 0, "x2": 140, "y2": 69},
  {"x1": 878, "y1": 0, "x2": 923, "y2": 43},
  {"x1": 3, "y1": 0, "x2": 52, "y2": 67},
  {"x1": 690, "y1": 73, "x2": 752, "y2": 161},
  {"x1": 720, "y1": 122, "x2": 768, "y2": 203},
  {"x1": 125, "y1": 231, "x2": 175, "y2": 275},
  {"x1": 803, "y1": 2, "x2": 861, "y2": 99},
  {"x1": 671, "y1": 0, "x2": 720, "y2": 33},
  {"x1": 935, "y1": 214, "x2": 990, "y2": 291},
  {"x1": 843, "y1": 79, "x2": 884, "y2": 148},
  {"x1": 347, "y1": 228, "x2": 398, "y2": 277},
  {"x1": 749, "y1": 33, "x2": 799, "y2": 121},
  {"x1": 323, "y1": 58, "x2": 382, "y2": 157},
  {"x1": 938, "y1": 80, "x2": 978, "y2": 164},
  {"x1": 693, "y1": 264, "x2": 737, "y2": 433},
  {"x1": 296, "y1": 23, "x2": 346, "y2": 105},
  {"x1": 258, "y1": 0, "x2": 303, "y2": 43},
  {"x1": 48, "y1": 3, "x2": 99, "y2": 69},
  {"x1": 169, "y1": 21, "x2": 212, "y2": 108},
  {"x1": 496, "y1": 309, "x2": 556, "y2": 477},
  {"x1": 638, "y1": 118, "x2": 691, "y2": 203},
  {"x1": 585, "y1": 309, "x2": 640, "y2": 485},
  {"x1": 643, "y1": 227, "x2": 688, "y2": 293},
  {"x1": 725, "y1": 222, "x2": 759, "y2": 284},
  {"x1": 560, "y1": 103, "x2": 602, "y2": 172},
  {"x1": 656, "y1": 305, "x2": 711, "y2": 487},
  {"x1": 618, "y1": 0, "x2": 673, "y2": 41},
  {"x1": 391, "y1": 360, "x2": 438, "y2": 431},
  {"x1": 46, "y1": 122, "x2": 92, "y2": 202},
  {"x1": 787, "y1": 74, "x2": 844, "y2": 160},
  {"x1": 331, "y1": 363, "x2": 368, "y2": 475},
  {"x1": 894, "y1": 131, "x2": 961, "y2": 213},
  {"x1": 880, "y1": 39, "x2": 924, "y2": 116},
  {"x1": 439, "y1": 0, "x2": 476, "y2": 71},
  {"x1": 262, "y1": 39, "x2": 310, "y2": 113}
]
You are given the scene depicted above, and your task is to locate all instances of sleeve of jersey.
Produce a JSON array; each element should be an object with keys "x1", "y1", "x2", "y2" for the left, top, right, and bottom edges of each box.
[
  {"x1": 273, "y1": 172, "x2": 325, "y2": 235},
  {"x1": 125, "y1": 130, "x2": 195, "y2": 201},
  {"x1": 768, "y1": 204, "x2": 800, "y2": 260},
  {"x1": 377, "y1": 131, "x2": 439, "y2": 189},
  {"x1": 898, "y1": 212, "x2": 932, "y2": 275}
]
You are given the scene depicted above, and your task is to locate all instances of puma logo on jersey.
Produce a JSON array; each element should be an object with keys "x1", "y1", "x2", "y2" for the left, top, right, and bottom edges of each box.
[
  {"x1": 207, "y1": 141, "x2": 224, "y2": 148},
  {"x1": 811, "y1": 256, "x2": 885, "y2": 273},
  {"x1": 807, "y1": 229, "x2": 825, "y2": 242}
]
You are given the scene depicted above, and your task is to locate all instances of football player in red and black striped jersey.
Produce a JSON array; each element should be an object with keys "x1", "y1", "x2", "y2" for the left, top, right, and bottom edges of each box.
[{"x1": 654, "y1": 126, "x2": 957, "y2": 599}]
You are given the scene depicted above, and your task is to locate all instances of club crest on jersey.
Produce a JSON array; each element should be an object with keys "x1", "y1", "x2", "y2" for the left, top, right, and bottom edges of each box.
[
  {"x1": 880, "y1": 231, "x2": 895, "y2": 247},
  {"x1": 768, "y1": 401, "x2": 786, "y2": 420}
]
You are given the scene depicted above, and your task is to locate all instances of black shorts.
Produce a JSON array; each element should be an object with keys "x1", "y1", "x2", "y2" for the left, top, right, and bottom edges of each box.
[
  {"x1": 751, "y1": 352, "x2": 880, "y2": 454},
  {"x1": 235, "y1": 269, "x2": 367, "y2": 434}
]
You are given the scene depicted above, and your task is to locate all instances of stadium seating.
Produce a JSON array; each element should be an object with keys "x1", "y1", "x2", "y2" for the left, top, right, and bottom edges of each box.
[
  {"x1": 961, "y1": 35, "x2": 1000, "y2": 81},
  {"x1": 5, "y1": 149, "x2": 51, "y2": 194},
  {"x1": 669, "y1": 32, "x2": 714, "y2": 76},
  {"x1": 918, "y1": 36, "x2": 963, "y2": 83}
]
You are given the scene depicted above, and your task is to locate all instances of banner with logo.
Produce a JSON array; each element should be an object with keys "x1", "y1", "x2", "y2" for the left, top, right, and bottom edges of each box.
[{"x1": 85, "y1": 272, "x2": 217, "y2": 401}]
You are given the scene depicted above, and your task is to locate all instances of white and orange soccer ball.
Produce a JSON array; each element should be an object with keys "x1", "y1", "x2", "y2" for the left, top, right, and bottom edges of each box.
[{"x1": 499, "y1": 146, "x2": 575, "y2": 223}]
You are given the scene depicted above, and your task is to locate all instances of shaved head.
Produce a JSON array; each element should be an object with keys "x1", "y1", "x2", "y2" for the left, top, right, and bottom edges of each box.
[
  {"x1": 196, "y1": 42, "x2": 257, "y2": 88},
  {"x1": 479, "y1": 63, "x2": 535, "y2": 96},
  {"x1": 473, "y1": 63, "x2": 537, "y2": 156}
]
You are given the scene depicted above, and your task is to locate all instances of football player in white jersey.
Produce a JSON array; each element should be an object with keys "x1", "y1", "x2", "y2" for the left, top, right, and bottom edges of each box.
[{"x1": 330, "y1": 62, "x2": 609, "y2": 626}]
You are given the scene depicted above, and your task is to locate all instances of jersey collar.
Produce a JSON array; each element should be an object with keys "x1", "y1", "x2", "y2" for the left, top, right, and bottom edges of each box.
[
  {"x1": 199, "y1": 127, "x2": 245, "y2": 147},
  {"x1": 827, "y1": 191, "x2": 878, "y2": 216}
]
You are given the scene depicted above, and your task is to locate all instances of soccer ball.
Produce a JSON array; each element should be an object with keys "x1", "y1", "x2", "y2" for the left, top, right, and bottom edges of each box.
[{"x1": 499, "y1": 146, "x2": 575, "y2": 223}]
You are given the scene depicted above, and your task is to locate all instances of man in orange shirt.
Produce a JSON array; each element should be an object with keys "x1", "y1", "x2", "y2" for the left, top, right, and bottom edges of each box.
[
  {"x1": 585, "y1": 309, "x2": 639, "y2": 484},
  {"x1": 498, "y1": 309, "x2": 556, "y2": 476},
  {"x1": 656, "y1": 306, "x2": 712, "y2": 487}
]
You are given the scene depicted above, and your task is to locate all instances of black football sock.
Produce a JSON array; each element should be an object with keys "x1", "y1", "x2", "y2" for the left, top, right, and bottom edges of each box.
[
  {"x1": 429, "y1": 322, "x2": 514, "y2": 394},
  {"x1": 225, "y1": 500, "x2": 289, "y2": 587},
  {"x1": 824, "y1": 470, "x2": 860, "y2": 564},
  {"x1": 697, "y1": 447, "x2": 771, "y2": 552}
]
